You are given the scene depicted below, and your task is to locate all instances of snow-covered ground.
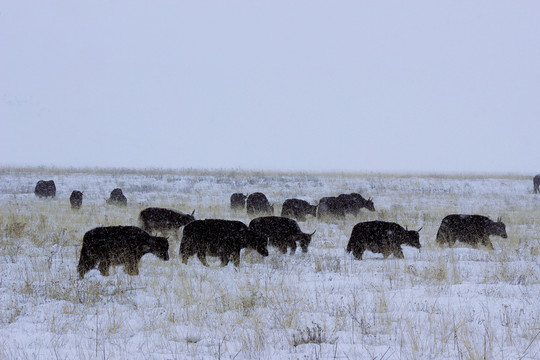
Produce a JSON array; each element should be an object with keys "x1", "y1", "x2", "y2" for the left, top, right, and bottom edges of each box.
[{"x1": 0, "y1": 168, "x2": 538, "y2": 359}]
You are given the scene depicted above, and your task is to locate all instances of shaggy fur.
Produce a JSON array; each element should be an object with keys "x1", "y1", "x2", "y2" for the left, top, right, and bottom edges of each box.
[
  {"x1": 180, "y1": 219, "x2": 268, "y2": 267},
  {"x1": 346, "y1": 221, "x2": 421, "y2": 260},
  {"x1": 246, "y1": 192, "x2": 274, "y2": 216},
  {"x1": 280, "y1": 199, "x2": 317, "y2": 222},
  {"x1": 34, "y1": 180, "x2": 56, "y2": 198},
  {"x1": 436, "y1": 214, "x2": 507, "y2": 249},
  {"x1": 69, "y1": 190, "x2": 83, "y2": 209},
  {"x1": 139, "y1": 207, "x2": 195, "y2": 234},
  {"x1": 230, "y1": 193, "x2": 247, "y2": 210},
  {"x1": 249, "y1": 216, "x2": 315, "y2": 254},
  {"x1": 77, "y1": 226, "x2": 169, "y2": 279},
  {"x1": 106, "y1": 188, "x2": 127, "y2": 206}
]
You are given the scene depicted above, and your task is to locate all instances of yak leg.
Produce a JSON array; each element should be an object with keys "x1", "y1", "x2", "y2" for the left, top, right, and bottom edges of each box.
[
  {"x1": 77, "y1": 256, "x2": 97, "y2": 279},
  {"x1": 352, "y1": 246, "x2": 364, "y2": 260},
  {"x1": 288, "y1": 238, "x2": 297, "y2": 254},
  {"x1": 98, "y1": 260, "x2": 111, "y2": 276},
  {"x1": 277, "y1": 243, "x2": 288, "y2": 254},
  {"x1": 124, "y1": 259, "x2": 139, "y2": 275},
  {"x1": 392, "y1": 246, "x2": 404, "y2": 259},
  {"x1": 220, "y1": 254, "x2": 230, "y2": 267},
  {"x1": 197, "y1": 252, "x2": 210, "y2": 267},
  {"x1": 231, "y1": 251, "x2": 241, "y2": 267},
  {"x1": 482, "y1": 236, "x2": 494, "y2": 250}
]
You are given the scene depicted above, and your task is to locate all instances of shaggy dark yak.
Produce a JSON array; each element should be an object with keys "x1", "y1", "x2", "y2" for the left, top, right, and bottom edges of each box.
[
  {"x1": 249, "y1": 216, "x2": 316, "y2": 254},
  {"x1": 317, "y1": 193, "x2": 374, "y2": 219},
  {"x1": 280, "y1": 198, "x2": 317, "y2": 221},
  {"x1": 346, "y1": 221, "x2": 421, "y2": 260},
  {"x1": 77, "y1": 226, "x2": 169, "y2": 279},
  {"x1": 106, "y1": 188, "x2": 127, "y2": 206},
  {"x1": 70, "y1": 190, "x2": 83, "y2": 209},
  {"x1": 435, "y1": 214, "x2": 507, "y2": 249},
  {"x1": 230, "y1": 193, "x2": 247, "y2": 210},
  {"x1": 246, "y1": 192, "x2": 274, "y2": 216},
  {"x1": 139, "y1": 207, "x2": 195, "y2": 234},
  {"x1": 534, "y1": 175, "x2": 540, "y2": 194},
  {"x1": 180, "y1": 219, "x2": 268, "y2": 267},
  {"x1": 34, "y1": 180, "x2": 56, "y2": 198}
]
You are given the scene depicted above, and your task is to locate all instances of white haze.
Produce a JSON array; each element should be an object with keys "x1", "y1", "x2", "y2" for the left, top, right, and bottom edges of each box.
[{"x1": 1, "y1": 1, "x2": 540, "y2": 173}]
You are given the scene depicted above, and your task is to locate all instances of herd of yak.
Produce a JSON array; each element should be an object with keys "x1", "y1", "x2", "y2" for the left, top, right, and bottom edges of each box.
[{"x1": 31, "y1": 175, "x2": 539, "y2": 279}]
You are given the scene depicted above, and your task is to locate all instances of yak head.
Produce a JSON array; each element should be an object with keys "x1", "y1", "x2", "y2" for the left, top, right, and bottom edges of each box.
[
  {"x1": 296, "y1": 230, "x2": 316, "y2": 253},
  {"x1": 145, "y1": 236, "x2": 170, "y2": 261},
  {"x1": 405, "y1": 227, "x2": 422, "y2": 249},
  {"x1": 490, "y1": 218, "x2": 508, "y2": 238},
  {"x1": 364, "y1": 197, "x2": 375, "y2": 212},
  {"x1": 246, "y1": 230, "x2": 269, "y2": 257}
]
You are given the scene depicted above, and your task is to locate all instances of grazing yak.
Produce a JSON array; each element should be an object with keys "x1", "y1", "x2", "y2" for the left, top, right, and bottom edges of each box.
[
  {"x1": 281, "y1": 199, "x2": 317, "y2": 221},
  {"x1": 230, "y1": 193, "x2": 248, "y2": 210},
  {"x1": 180, "y1": 219, "x2": 269, "y2": 267},
  {"x1": 346, "y1": 221, "x2": 422, "y2": 260},
  {"x1": 139, "y1": 207, "x2": 195, "y2": 235},
  {"x1": 246, "y1": 192, "x2": 274, "y2": 216},
  {"x1": 77, "y1": 226, "x2": 169, "y2": 279},
  {"x1": 534, "y1": 175, "x2": 540, "y2": 194},
  {"x1": 70, "y1": 190, "x2": 83, "y2": 209},
  {"x1": 318, "y1": 193, "x2": 374, "y2": 219},
  {"x1": 436, "y1": 214, "x2": 507, "y2": 249},
  {"x1": 249, "y1": 216, "x2": 315, "y2": 254},
  {"x1": 34, "y1": 180, "x2": 56, "y2": 198},
  {"x1": 106, "y1": 188, "x2": 127, "y2": 206}
]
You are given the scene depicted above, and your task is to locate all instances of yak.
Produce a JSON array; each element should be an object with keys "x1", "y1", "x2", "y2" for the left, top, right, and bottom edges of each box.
[
  {"x1": 318, "y1": 193, "x2": 374, "y2": 219},
  {"x1": 34, "y1": 180, "x2": 56, "y2": 198},
  {"x1": 139, "y1": 207, "x2": 195, "y2": 235},
  {"x1": 436, "y1": 214, "x2": 507, "y2": 249},
  {"x1": 230, "y1": 193, "x2": 248, "y2": 210},
  {"x1": 248, "y1": 216, "x2": 315, "y2": 254},
  {"x1": 280, "y1": 198, "x2": 317, "y2": 221},
  {"x1": 534, "y1": 175, "x2": 540, "y2": 194},
  {"x1": 346, "y1": 221, "x2": 422, "y2": 260},
  {"x1": 106, "y1": 188, "x2": 127, "y2": 206},
  {"x1": 180, "y1": 219, "x2": 269, "y2": 267},
  {"x1": 70, "y1": 190, "x2": 83, "y2": 209},
  {"x1": 246, "y1": 192, "x2": 274, "y2": 216},
  {"x1": 337, "y1": 193, "x2": 375, "y2": 215},
  {"x1": 77, "y1": 226, "x2": 169, "y2": 279}
]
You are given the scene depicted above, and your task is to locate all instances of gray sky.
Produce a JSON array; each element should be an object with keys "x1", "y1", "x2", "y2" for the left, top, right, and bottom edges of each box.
[{"x1": 1, "y1": 1, "x2": 539, "y2": 174}]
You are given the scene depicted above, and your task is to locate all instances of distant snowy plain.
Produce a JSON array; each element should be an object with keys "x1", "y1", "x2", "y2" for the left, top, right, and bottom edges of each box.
[{"x1": 0, "y1": 168, "x2": 538, "y2": 359}]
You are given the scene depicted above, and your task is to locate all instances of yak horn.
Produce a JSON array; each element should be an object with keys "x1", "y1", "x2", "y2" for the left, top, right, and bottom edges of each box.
[
  {"x1": 310, "y1": 230, "x2": 316, "y2": 236},
  {"x1": 417, "y1": 226, "x2": 423, "y2": 232},
  {"x1": 191, "y1": 209, "x2": 196, "y2": 216}
]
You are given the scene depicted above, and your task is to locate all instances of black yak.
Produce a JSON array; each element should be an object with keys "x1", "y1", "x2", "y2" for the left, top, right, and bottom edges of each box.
[
  {"x1": 436, "y1": 214, "x2": 507, "y2": 249},
  {"x1": 139, "y1": 207, "x2": 195, "y2": 234},
  {"x1": 70, "y1": 190, "x2": 83, "y2": 209},
  {"x1": 249, "y1": 216, "x2": 315, "y2": 254},
  {"x1": 230, "y1": 193, "x2": 248, "y2": 210},
  {"x1": 534, "y1": 175, "x2": 540, "y2": 194},
  {"x1": 281, "y1": 199, "x2": 317, "y2": 221},
  {"x1": 106, "y1": 188, "x2": 127, "y2": 206},
  {"x1": 246, "y1": 192, "x2": 274, "y2": 216},
  {"x1": 77, "y1": 226, "x2": 169, "y2": 279},
  {"x1": 34, "y1": 180, "x2": 56, "y2": 198},
  {"x1": 180, "y1": 219, "x2": 269, "y2": 267},
  {"x1": 318, "y1": 193, "x2": 374, "y2": 219},
  {"x1": 346, "y1": 221, "x2": 421, "y2": 260}
]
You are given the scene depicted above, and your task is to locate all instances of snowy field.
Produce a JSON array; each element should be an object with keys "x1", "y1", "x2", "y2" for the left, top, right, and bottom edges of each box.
[{"x1": 0, "y1": 167, "x2": 538, "y2": 360}]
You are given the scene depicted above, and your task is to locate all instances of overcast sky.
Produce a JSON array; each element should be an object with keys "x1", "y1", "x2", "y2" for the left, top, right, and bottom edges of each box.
[{"x1": 1, "y1": 1, "x2": 539, "y2": 174}]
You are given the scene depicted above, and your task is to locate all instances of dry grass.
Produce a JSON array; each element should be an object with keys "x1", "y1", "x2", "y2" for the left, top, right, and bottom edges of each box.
[{"x1": 0, "y1": 167, "x2": 538, "y2": 359}]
